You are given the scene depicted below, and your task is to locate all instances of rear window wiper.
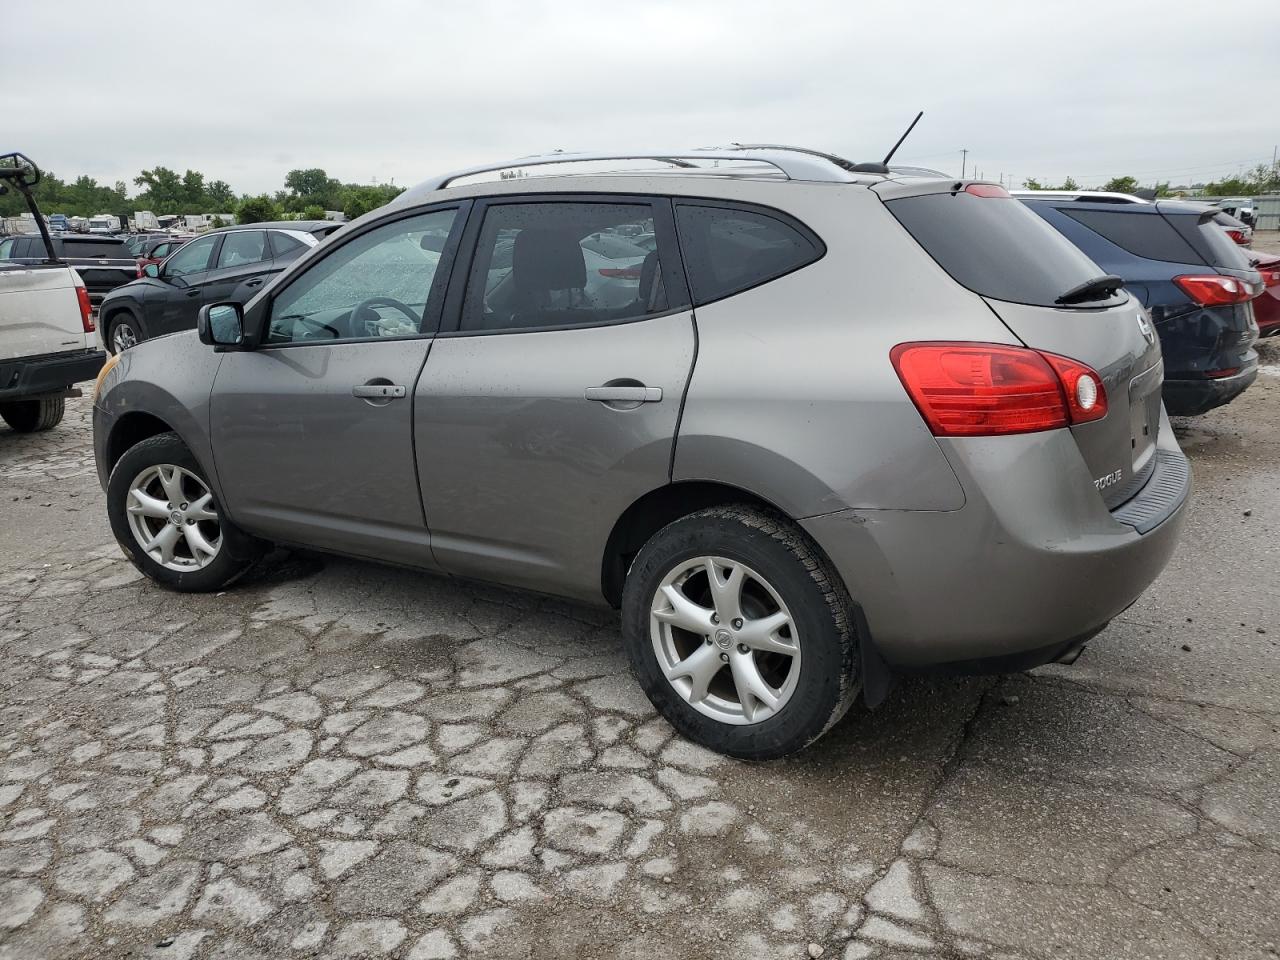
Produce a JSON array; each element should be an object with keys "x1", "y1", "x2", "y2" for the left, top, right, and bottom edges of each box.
[{"x1": 1055, "y1": 274, "x2": 1124, "y2": 305}]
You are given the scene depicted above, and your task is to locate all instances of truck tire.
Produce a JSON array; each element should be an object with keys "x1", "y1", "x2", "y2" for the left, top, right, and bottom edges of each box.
[{"x1": 0, "y1": 396, "x2": 65, "y2": 433}]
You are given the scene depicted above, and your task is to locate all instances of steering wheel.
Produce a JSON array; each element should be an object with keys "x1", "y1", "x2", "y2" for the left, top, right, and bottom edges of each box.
[{"x1": 351, "y1": 297, "x2": 421, "y2": 331}]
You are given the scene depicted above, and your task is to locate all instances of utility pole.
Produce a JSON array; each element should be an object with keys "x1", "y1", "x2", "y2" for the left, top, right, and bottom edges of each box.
[{"x1": 960, "y1": 149, "x2": 968, "y2": 179}]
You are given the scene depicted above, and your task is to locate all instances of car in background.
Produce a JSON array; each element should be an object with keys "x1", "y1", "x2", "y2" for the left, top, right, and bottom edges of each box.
[
  {"x1": 1249, "y1": 250, "x2": 1280, "y2": 337},
  {"x1": 135, "y1": 235, "x2": 193, "y2": 271},
  {"x1": 98, "y1": 220, "x2": 341, "y2": 353},
  {"x1": 1214, "y1": 211, "x2": 1252, "y2": 247},
  {"x1": 0, "y1": 232, "x2": 140, "y2": 311},
  {"x1": 1214, "y1": 197, "x2": 1255, "y2": 226},
  {"x1": 1016, "y1": 191, "x2": 1262, "y2": 415}
]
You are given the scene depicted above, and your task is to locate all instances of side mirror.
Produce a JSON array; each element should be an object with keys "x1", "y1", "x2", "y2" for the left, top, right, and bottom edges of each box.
[
  {"x1": 198, "y1": 302, "x2": 244, "y2": 348},
  {"x1": 143, "y1": 262, "x2": 160, "y2": 278}
]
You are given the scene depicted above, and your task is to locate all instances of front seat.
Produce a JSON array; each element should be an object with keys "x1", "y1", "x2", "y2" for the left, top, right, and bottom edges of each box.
[{"x1": 509, "y1": 228, "x2": 589, "y2": 327}]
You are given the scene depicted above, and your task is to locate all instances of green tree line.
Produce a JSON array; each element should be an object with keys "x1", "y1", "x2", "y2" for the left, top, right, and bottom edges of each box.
[
  {"x1": 0, "y1": 165, "x2": 405, "y2": 224},
  {"x1": 1023, "y1": 163, "x2": 1280, "y2": 197}
]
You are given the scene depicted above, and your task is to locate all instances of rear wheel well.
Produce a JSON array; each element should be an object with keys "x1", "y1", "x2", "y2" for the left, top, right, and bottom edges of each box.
[
  {"x1": 106, "y1": 412, "x2": 174, "y2": 477},
  {"x1": 601, "y1": 481, "x2": 790, "y2": 607}
]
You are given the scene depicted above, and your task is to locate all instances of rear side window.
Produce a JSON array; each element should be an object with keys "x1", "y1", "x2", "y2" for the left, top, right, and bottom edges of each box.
[
  {"x1": 460, "y1": 201, "x2": 671, "y2": 333},
  {"x1": 1061, "y1": 209, "x2": 1202, "y2": 264},
  {"x1": 270, "y1": 231, "x2": 305, "y2": 258},
  {"x1": 675, "y1": 203, "x2": 821, "y2": 305},
  {"x1": 887, "y1": 191, "x2": 1124, "y2": 308},
  {"x1": 217, "y1": 231, "x2": 267, "y2": 268}
]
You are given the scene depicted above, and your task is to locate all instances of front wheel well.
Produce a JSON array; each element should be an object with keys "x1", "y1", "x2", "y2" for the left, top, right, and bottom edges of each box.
[
  {"x1": 106, "y1": 412, "x2": 175, "y2": 477},
  {"x1": 601, "y1": 481, "x2": 791, "y2": 608}
]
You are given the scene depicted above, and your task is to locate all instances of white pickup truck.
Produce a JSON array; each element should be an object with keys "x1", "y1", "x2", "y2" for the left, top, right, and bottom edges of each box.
[{"x1": 0, "y1": 153, "x2": 104, "y2": 432}]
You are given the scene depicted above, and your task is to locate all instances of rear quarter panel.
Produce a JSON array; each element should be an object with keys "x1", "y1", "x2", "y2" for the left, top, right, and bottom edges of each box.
[{"x1": 673, "y1": 185, "x2": 1021, "y2": 517}]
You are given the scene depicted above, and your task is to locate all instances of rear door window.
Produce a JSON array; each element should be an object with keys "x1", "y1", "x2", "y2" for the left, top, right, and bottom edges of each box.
[
  {"x1": 674, "y1": 203, "x2": 822, "y2": 305},
  {"x1": 269, "y1": 231, "x2": 306, "y2": 258},
  {"x1": 459, "y1": 201, "x2": 673, "y2": 333},
  {"x1": 886, "y1": 190, "x2": 1124, "y2": 308},
  {"x1": 1060, "y1": 209, "x2": 1202, "y2": 264},
  {"x1": 217, "y1": 231, "x2": 267, "y2": 268}
]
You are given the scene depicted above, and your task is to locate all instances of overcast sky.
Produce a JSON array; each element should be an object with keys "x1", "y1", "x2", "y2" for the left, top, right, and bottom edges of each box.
[{"x1": 5, "y1": 0, "x2": 1278, "y2": 196}]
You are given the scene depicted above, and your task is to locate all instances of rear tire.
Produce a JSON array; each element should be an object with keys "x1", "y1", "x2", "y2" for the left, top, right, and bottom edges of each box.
[
  {"x1": 0, "y1": 396, "x2": 65, "y2": 433},
  {"x1": 107, "y1": 432, "x2": 265, "y2": 591},
  {"x1": 621, "y1": 505, "x2": 859, "y2": 760}
]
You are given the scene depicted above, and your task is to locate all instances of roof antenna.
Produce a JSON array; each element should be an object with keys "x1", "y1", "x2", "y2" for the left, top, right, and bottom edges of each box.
[{"x1": 851, "y1": 111, "x2": 924, "y2": 175}]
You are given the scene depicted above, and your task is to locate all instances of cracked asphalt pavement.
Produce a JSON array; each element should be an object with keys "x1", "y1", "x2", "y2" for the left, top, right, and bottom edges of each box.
[{"x1": 1, "y1": 340, "x2": 1277, "y2": 959}]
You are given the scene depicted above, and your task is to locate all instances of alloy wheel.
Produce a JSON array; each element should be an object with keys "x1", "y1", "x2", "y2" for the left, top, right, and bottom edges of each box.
[
  {"x1": 125, "y1": 464, "x2": 222, "y2": 571},
  {"x1": 112, "y1": 322, "x2": 138, "y2": 352},
  {"x1": 649, "y1": 556, "x2": 801, "y2": 725}
]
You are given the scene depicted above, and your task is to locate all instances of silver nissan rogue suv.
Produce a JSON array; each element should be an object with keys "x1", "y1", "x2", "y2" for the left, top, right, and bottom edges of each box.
[{"x1": 92, "y1": 146, "x2": 1190, "y2": 758}]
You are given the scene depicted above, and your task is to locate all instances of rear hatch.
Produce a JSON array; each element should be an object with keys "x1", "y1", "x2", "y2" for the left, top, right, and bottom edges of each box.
[
  {"x1": 879, "y1": 181, "x2": 1163, "y2": 509},
  {"x1": 55, "y1": 236, "x2": 137, "y2": 297}
]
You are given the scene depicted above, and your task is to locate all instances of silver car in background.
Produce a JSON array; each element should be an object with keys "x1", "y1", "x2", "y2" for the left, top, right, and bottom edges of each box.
[{"x1": 91, "y1": 146, "x2": 1190, "y2": 758}]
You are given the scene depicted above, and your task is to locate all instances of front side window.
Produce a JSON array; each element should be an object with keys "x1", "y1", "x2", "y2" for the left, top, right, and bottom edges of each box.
[
  {"x1": 460, "y1": 202, "x2": 666, "y2": 333},
  {"x1": 217, "y1": 231, "x2": 267, "y2": 268},
  {"x1": 675, "y1": 203, "x2": 822, "y2": 305},
  {"x1": 266, "y1": 208, "x2": 457, "y2": 345},
  {"x1": 164, "y1": 235, "x2": 217, "y2": 277}
]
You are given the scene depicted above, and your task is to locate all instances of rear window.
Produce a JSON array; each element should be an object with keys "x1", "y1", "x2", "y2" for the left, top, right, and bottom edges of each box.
[
  {"x1": 1166, "y1": 212, "x2": 1252, "y2": 272},
  {"x1": 887, "y1": 191, "x2": 1124, "y2": 308},
  {"x1": 57, "y1": 237, "x2": 127, "y2": 258},
  {"x1": 675, "y1": 203, "x2": 822, "y2": 305},
  {"x1": 1060, "y1": 209, "x2": 1202, "y2": 264}
]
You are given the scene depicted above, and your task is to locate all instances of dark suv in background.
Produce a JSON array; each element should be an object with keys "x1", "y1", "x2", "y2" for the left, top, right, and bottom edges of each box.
[
  {"x1": 0, "y1": 232, "x2": 138, "y2": 310},
  {"x1": 1016, "y1": 192, "x2": 1262, "y2": 416},
  {"x1": 99, "y1": 220, "x2": 341, "y2": 352}
]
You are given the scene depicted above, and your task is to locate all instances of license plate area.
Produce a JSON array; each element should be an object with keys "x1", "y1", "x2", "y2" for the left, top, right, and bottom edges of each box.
[{"x1": 1128, "y1": 361, "x2": 1163, "y2": 473}]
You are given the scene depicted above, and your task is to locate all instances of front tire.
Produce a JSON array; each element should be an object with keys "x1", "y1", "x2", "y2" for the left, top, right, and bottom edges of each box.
[
  {"x1": 621, "y1": 505, "x2": 859, "y2": 760},
  {"x1": 107, "y1": 314, "x2": 141, "y2": 354},
  {"x1": 107, "y1": 432, "x2": 263, "y2": 591},
  {"x1": 0, "y1": 396, "x2": 65, "y2": 433}
]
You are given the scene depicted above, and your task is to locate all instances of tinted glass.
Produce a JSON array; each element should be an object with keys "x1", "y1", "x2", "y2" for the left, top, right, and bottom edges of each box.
[
  {"x1": 675, "y1": 204, "x2": 820, "y2": 305},
  {"x1": 216, "y1": 230, "x2": 267, "y2": 268},
  {"x1": 58, "y1": 237, "x2": 128, "y2": 258},
  {"x1": 461, "y1": 202, "x2": 666, "y2": 333},
  {"x1": 888, "y1": 192, "x2": 1123, "y2": 308},
  {"x1": 266, "y1": 208, "x2": 456, "y2": 344},
  {"x1": 164, "y1": 235, "x2": 217, "y2": 277},
  {"x1": 269, "y1": 231, "x2": 305, "y2": 257},
  {"x1": 1061, "y1": 209, "x2": 1202, "y2": 264},
  {"x1": 1166, "y1": 212, "x2": 1253, "y2": 271}
]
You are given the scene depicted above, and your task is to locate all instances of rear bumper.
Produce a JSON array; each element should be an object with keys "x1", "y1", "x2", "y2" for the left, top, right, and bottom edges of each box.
[
  {"x1": 0, "y1": 349, "x2": 105, "y2": 402},
  {"x1": 1162, "y1": 363, "x2": 1258, "y2": 416},
  {"x1": 802, "y1": 415, "x2": 1190, "y2": 670}
]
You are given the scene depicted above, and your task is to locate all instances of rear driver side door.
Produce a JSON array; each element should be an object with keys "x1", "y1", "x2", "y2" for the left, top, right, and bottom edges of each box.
[{"x1": 415, "y1": 196, "x2": 696, "y2": 602}]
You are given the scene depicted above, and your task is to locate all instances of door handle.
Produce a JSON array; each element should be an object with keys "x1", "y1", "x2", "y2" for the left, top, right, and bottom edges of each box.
[
  {"x1": 585, "y1": 385, "x2": 662, "y2": 403},
  {"x1": 352, "y1": 383, "x2": 406, "y2": 399},
  {"x1": 186, "y1": 289, "x2": 200, "y2": 297},
  {"x1": 244, "y1": 278, "x2": 264, "y2": 288}
]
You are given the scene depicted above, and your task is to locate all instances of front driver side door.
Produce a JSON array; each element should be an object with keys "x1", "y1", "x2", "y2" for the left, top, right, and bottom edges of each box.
[
  {"x1": 154, "y1": 233, "x2": 220, "y2": 335},
  {"x1": 208, "y1": 204, "x2": 468, "y2": 567}
]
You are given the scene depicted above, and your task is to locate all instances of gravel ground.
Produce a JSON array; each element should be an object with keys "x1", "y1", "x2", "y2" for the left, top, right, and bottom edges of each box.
[{"x1": 0, "y1": 339, "x2": 1277, "y2": 959}]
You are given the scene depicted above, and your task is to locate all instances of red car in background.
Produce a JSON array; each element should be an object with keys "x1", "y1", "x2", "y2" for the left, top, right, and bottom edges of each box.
[
  {"x1": 135, "y1": 235, "x2": 193, "y2": 272},
  {"x1": 1250, "y1": 249, "x2": 1280, "y2": 337}
]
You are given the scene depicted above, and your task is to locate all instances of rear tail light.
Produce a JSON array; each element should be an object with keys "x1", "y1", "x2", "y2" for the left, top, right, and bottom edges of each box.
[
  {"x1": 1255, "y1": 265, "x2": 1280, "y2": 287},
  {"x1": 1173, "y1": 274, "x2": 1257, "y2": 306},
  {"x1": 75, "y1": 283, "x2": 95, "y2": 333},
  {"x1": 1225, "y1": 229, "x2": 1248, "y2": 245},
  {"x1": 598, "y1": 266, "x2": 642, "y2": 279},
  {"x1": 890, "y1": 342, "x2": 1107, "y2": 437}
]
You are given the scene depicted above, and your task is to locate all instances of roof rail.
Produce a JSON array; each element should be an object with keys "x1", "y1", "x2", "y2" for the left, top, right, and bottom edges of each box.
[{"x1": 400, "y1": 145, "x2": 871, "y2": 202}]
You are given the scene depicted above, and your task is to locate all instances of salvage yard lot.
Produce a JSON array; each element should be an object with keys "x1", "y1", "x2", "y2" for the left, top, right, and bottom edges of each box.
[{"x1": 1, "y1": 327, "x2": 1278, "y2": 957}]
